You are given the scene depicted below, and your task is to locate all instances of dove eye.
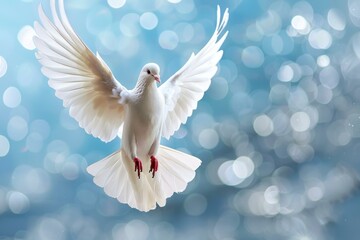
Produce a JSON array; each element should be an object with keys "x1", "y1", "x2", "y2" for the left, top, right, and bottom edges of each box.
[{"x1": 146, "y1": 69, "x2": 151, "y2": 74}]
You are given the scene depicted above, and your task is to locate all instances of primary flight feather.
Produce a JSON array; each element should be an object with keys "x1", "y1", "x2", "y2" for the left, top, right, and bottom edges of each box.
[{"x1": 34, "y1": 0, "x2": 229, "y2": 212}]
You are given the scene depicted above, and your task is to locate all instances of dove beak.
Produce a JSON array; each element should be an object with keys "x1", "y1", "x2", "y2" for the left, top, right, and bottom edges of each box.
[{"x1": 153, "y1": 74, "x2": 160, "y2": 83}]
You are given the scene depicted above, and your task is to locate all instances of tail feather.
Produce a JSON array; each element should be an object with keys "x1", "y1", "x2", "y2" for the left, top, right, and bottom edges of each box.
[
  {"x1": 93, "y1": 154, "x2": 119, "y2": 187},
  {"x1": 158, "y1": 146, "x2": 201, "y2": 196},
  {"x1": 86, "y1": 145, "x2": 201, "y2": 212},
  {"x1": 103, "y1": 160, "x2": 122, "y2": 198},
  {"x1": 152, "y1": 145, "x2": 201, "y2": 208},
  {"x1": 87, "y1": 151, "x2": 116, "y2": 176}
]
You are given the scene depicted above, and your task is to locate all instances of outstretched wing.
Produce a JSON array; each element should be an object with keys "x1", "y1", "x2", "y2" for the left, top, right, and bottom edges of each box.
[
  {"x1": 159, "y1": 6, "x2": 229, "y2": 139},
  {"x1": 34, "y1": 0, "x2": 128, "y2": 143}
]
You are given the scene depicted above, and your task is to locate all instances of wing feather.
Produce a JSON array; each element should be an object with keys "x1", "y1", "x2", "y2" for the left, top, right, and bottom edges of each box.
[
  {"x1": 34, "y1": 0, "x2": 128, "y2": 142},
  {"x1": 159, "y1": 6, "x2": 229, "y2": 139}
]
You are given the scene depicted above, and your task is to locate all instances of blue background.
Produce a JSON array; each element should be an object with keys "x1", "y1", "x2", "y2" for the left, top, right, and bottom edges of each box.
[{"x1": 1, "y1": 0, "x2": 360, "y2": 239}]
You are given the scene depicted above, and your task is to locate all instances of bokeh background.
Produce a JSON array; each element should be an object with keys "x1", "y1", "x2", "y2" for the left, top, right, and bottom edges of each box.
[{"x1": 1, "y1": 0, "x2": 360, "y2": 239}]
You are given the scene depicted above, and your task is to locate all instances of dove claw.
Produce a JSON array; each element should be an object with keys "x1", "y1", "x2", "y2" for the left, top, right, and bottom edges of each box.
[
  {"x1": 133, "y1": 157, "x2": 143, "y2": 179},
  {"x1": 150, "y1": 156, "x2": 158, "y2": 178}
]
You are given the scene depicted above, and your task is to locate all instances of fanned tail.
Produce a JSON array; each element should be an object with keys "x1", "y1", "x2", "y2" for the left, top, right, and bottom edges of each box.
[
  {"x1": 87, "y1": 145, "x2": 201, "y2": 212},
  {"x1": 157, "y1": 146, "x2": 201, "y2": 198}
]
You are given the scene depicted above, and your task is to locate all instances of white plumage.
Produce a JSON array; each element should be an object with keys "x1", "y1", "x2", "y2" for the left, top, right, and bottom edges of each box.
[{"x1": 34, "y1": 0, "x2": 229, "y2": 212}]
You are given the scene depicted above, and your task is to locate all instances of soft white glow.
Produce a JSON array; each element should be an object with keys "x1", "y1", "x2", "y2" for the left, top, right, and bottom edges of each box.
[
  {"x1": 308, "y1": 29, "x2": 332, "y2": 49},
  {"x1": 3, "y1": 87, "x2": 22, "y2": 108},
  {"x1": 7, "y1": 191, "x2": 30, "y2": 214},
  {"x1": 38, "y1": 218, "x2": 66, "y2": 240},
  {"x1": 7, "y1": 116, "x2": 28, "y2": 141},
  {"x1": 26, "y1": 132, "x2": 43, "y2": 153},
  {"x1": 209, "y1": 77, "x2": 228, "y2": 100},
  {"x1": 349, "y1": 0, "x2": 360, "y2": 27},
  {"x1": 253, "y1": 115, "x2": 274, "y2": 137},
  {"x1": 12, "y1": 165, "x2": 51, "y2": 196},
  {"x1": 18, "y1": 25, "x2": 36, "y2": 50},
  {"x1": 0, "y1": 56, "x2": 7, "y2": 78},
  {"x1": 319, "y1": 66, "x2": 339, "y2": 89},
  {"x1": 0, "y1": 135, "x2": 10, "y2": 157},
  {"x1": 44, "y1": 152, "x2": 66, "y2": 174},
  {"x1": 307, "y1": 186, "x2": 323, "y2": 201},
  {"x1": 241, "y1": 46, "x2": 264, "y2": 68},
  {"x1": 278, "y1": 65, "x2": 294, "y2": 82},
  {"x1": 291, "y1": 15, "x2": 307, "y2": 30},
  {"x1": 140, "y1": 12, "x2": 158, "y2": 30},
  {"x1": 184, "y1": 193, "x2": 207, "y2": 216},
  {"x1": 120, "y1": 13, "x2": 140, "y2": 37},
  {"x1": 256, "y1": 10, "x2": 282, "y2": 36},
  {"x1": 232, "y1": 156, "x2": 254, "y2": 179},
  {"x1": 218, "y1": 161, "x2": 243, "y2": 186},
  {"x1": 290, "y1": 112, "x2": 311, "y2": 132},
  {"x1": 62, "y1": 162, "x2": 79, "y2": 180},
  {"x1": 264, "y1": 186, "x2": 279, "y2": 204},
  {"x1": 328, "y1": 9, "x2": 346, "y2": 31},
  {"x1": 316, "y1": 85, "x2": 333, "y2": 104},
  {"x1": 175, "y1": 23, "x2": 194, "y2": 43},
  {"x1": 317, "y1": 55, "x2": 330, "y2": 67},
  {"x1": 107, "y1": 0, "x2": 126, "y2": 8},
  {"x1": 291, "y1": 15, "x2": 310, "y2": 34},
  {"x1": 159, "y1": 30, "x2": 179, "y2": 50},
  {"x1": 125, "y1": 220, "x2": 149, "y2": 240},
  {"x1": 198, "y1": 128, "x2": 219, "y2": 149}
]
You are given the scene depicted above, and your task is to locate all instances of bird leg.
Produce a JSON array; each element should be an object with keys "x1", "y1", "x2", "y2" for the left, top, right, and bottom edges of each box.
[
  {"x1": 149, "y1": 156, "x2": 159, "y2": 178},
  {"x1": 133, "y1": 157, "x2": 143, "y2": 179}
]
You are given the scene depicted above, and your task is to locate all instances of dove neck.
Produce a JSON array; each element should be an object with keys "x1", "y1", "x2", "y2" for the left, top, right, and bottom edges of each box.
[{"x1": 134, "y1": 77, "x2": 156, "y2": 94}]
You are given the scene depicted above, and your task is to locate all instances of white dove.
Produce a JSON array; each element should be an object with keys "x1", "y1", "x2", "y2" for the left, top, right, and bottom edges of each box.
[{"x1": 33, "y1": 0, "x2": 229, "y2": 212}]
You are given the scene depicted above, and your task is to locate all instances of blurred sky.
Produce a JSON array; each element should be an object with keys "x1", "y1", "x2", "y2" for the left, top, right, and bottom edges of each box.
[{"x1": 1, "y1": 0, "x2": 360, "y2": 239}]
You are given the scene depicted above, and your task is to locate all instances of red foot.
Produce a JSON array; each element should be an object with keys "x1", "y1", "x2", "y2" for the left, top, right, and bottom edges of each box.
[
  {"x1": 149, "y1": 156, "x2": 159, "y2": 178},
  {"x1": 133, "y1": 157, "x2": 143, "y2": 179}
]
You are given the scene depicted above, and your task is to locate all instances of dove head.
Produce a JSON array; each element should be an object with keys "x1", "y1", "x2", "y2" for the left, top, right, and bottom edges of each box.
[{"x1": 140, "y1": 63, "x2": 161, "y2": 84}]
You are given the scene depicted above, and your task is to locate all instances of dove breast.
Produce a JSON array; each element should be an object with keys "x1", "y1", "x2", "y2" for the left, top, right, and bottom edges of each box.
[{"x1": 122, "y1": 84, "x2": 165, "y2": 158}]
